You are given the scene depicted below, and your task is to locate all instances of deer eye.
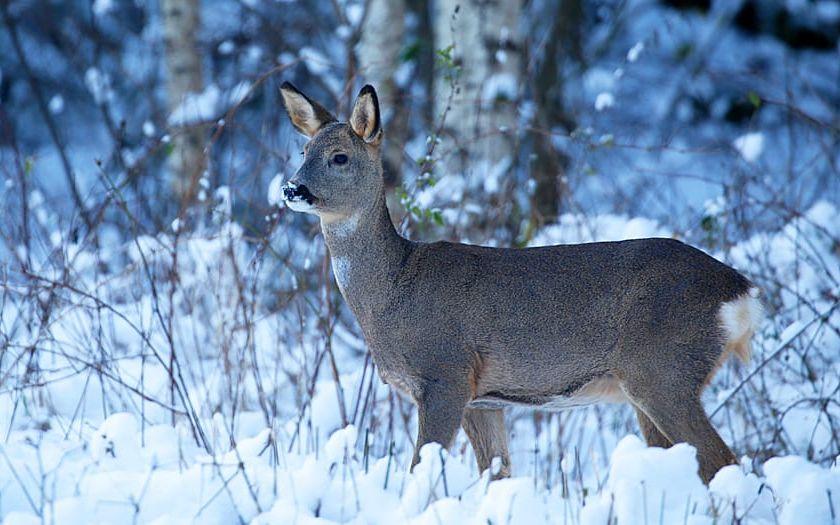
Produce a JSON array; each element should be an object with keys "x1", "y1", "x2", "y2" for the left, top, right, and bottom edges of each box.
[{"x1": 332, "y1": 153, "x2": 348, "y2": 165}]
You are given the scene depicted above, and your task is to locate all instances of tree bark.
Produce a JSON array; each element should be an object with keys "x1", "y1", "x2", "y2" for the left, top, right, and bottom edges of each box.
[
  {"x1": 433, "y1": 0, "x2": 523, "y2": 188},
  {"x1": 357, "y1": 0, "x2": 408, "y2": 188},
  {"x1": 530, "y1": 0, "x2": 582, "y2": 223},
  {"x1": 161, "y1": 0, "x2": 205, "y2": 205}
]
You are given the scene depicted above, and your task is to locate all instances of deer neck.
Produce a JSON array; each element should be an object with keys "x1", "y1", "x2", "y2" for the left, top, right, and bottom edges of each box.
[{"x1": 320, "y1": 191, "x2": 410, "y2": 318}]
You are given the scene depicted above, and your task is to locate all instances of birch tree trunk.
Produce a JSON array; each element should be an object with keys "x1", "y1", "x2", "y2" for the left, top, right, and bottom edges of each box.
[
  {"x1": 161, "y1": 0, "x2": 205, "y2": 205},
  {"x1": 530, "y1": 0, "x2": 582, "y2": 223},
  {"x1": 357, "y1": 0, "x2": 407, "y2": 188},
  {"x1": 433, "y1": 0, "x2": 523, "y2": 194}
]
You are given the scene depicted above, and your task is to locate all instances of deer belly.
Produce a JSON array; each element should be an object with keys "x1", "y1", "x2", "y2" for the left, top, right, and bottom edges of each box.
[{"x1": 468, "y1": 375, "x2": 626, "y2": 410}]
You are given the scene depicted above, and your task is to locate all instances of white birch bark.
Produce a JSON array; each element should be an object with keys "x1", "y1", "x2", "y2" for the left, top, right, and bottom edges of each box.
[
  {"x1": 433, "y1": 0, "x2": 522, "y2": 193},
  {"x1": 161, "y1": 0, "x2": 205, "y2": 203},
  {"x1": 357, "y1": 0, "x2": 407, "y2": 186}
]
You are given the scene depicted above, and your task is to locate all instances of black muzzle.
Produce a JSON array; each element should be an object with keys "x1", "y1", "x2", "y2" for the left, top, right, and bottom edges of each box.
[{"x1": 283, "y1": 182, "x2": 316, "y2": 205}]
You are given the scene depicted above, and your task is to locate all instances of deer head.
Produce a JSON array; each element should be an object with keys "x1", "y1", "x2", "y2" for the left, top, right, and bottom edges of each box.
[{"x1": 279, "y1": 82, "x2": 384, "y2": 223}]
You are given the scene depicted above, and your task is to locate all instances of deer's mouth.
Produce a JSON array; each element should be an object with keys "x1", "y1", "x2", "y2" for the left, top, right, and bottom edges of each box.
[{"x1": 282, "y1": 182, "x2": 319, "y2": 211}]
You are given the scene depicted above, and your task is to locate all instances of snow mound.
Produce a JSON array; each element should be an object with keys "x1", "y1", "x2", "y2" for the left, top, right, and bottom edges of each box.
[
  {"x1": 733, "y1": 132, "x2": 764, "y2": 163},
  {"x1": 531, "y1": 212, "x2": 669, "y2": 246},
  {"x1": 4, "y1": 419, "x2": 839, "y2": 524}
]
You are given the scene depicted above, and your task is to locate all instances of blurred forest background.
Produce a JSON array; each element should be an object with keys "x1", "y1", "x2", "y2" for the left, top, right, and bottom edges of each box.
[
  {"x1": 0, "y1": 0, "x2": 839, "y2": 523},
  {"x1": 2, "y1": 0, "x2": 837, "y2": 241}
]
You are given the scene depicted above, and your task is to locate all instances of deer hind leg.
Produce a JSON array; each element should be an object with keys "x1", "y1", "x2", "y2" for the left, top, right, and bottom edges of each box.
[
  {"x1": 462, "y1": 408, "x2": 510, "y2": 479},
  {"x1": 634, "y1": 406, "x2": 672, "y2": 449},
  {"x1": 626, "y1": 387, "x2": 737, "y2": 483}
]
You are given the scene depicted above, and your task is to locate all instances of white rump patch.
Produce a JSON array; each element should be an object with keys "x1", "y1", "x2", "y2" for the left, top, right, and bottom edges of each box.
[{"x1": 718, "y1": 288, "x2": 764, "y2": 362}]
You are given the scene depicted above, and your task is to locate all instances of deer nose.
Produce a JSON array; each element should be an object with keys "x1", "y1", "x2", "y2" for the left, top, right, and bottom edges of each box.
[
  {"x1": 282, "y1": 181, "x2": 300, "y2": 201},
  {"x1": 282, "y1": 181, "x2": 316, "y2": 204}
]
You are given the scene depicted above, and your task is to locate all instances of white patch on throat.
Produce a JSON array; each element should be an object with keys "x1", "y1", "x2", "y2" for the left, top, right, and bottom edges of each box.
[
  {"x1": 330, "y1": 255, "x2": 351, "y2": 293},
  {"x1": 324, "y1": 213, "x2": 361, "y2": 293},
  {"x1": 325, "y1": 213, "x2": 361, "y2": 237}
]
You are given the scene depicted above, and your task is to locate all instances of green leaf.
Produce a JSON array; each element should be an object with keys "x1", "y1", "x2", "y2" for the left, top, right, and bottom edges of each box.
[
  {"x1": 436, "y1": 44, "x2": 454, "y2": 61},
  {"x1": 23, "y1": 156, "x2": 34, "y2": 176},
  {"x1": 435, "y1": 44, "x2": 456, "y2": 70},
  {"x1": 747, "y1": 91, "x2": 762, "y2": 109},
  {"x1": 400, "y1": 41, "x2": 422, "y2": 63}
]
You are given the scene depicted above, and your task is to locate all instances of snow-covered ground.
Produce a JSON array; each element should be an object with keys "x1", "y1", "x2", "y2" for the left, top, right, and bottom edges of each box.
[
  {"x1": 2, "y1": 419, "x2": 837, "y2": 525},
  {"x1": 2, "y1": 201, "x2": 837, "y2": 524}
]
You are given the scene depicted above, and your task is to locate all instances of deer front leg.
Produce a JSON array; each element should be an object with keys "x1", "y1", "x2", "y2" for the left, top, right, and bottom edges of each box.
[
  {"x1": 462, "y1": 408, "x2": 510, "y2": 479},
  {"x1": 410, "y1": 381, "x2": 469, "y2": 471}
]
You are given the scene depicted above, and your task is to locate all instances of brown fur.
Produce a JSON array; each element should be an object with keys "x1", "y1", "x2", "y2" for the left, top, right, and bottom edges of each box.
[{"x1": 468, "y1": 350, "x2": 484, "y2": 400}]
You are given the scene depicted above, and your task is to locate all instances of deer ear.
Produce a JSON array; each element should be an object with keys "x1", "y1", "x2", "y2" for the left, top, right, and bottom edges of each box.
[
  {"x1": 280, "y1": 81, "x2": 337, "y2": 138},
  {"x1": 349, "y1": 85, "x2": 382, "y2": 145}
]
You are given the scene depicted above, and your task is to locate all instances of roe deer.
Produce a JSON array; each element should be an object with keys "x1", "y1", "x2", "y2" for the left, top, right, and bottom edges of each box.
[{"x1": 279, "y1": 82, "x2": 763, "y2": 483}]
